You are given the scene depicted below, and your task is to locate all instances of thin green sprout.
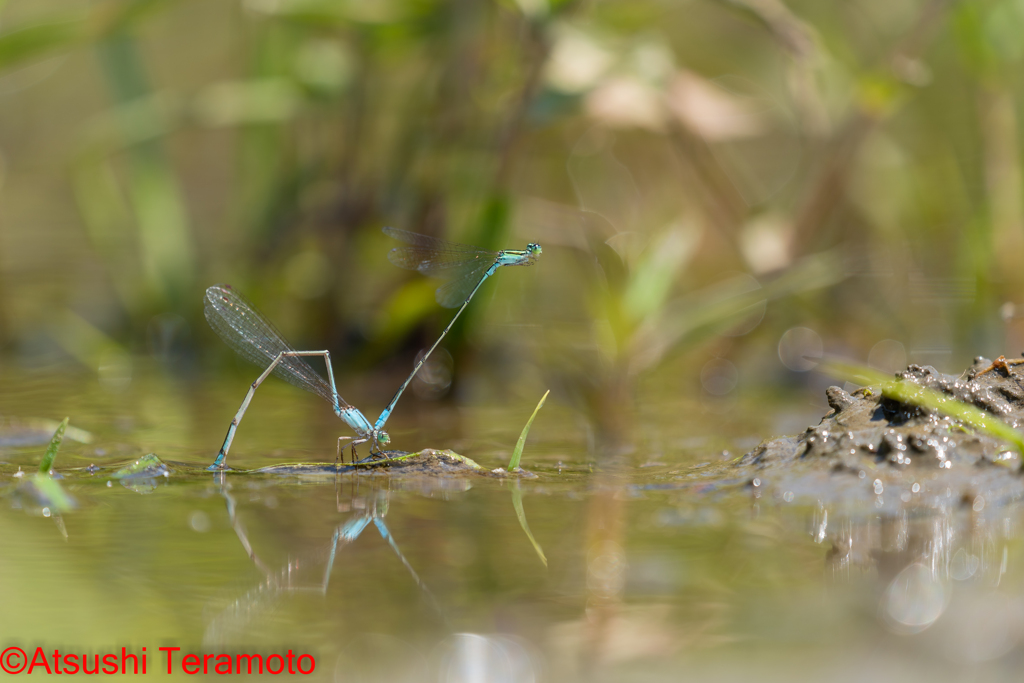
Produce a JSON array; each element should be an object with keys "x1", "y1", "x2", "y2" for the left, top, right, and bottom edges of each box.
[
  {"x1": 28, "y1": 417, "x2": 76, "y2": 515},
  {"x1": 38, "y1": 417, "x2": 68, "y2": 475},
  {"x1": 509, "y1": 389, "x2": 549, "y2": 471}
]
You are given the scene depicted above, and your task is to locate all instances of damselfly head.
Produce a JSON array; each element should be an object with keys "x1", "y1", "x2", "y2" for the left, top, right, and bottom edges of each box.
[
  {"x1": 524, "y1": 243, "x2": 542, "y2": 265},
  {"x1": 378, "y1": 431, "x2": 391, "y2": 447},
  {"x1": 528, "y1": 243, "x2": 541, "y2": 254}
]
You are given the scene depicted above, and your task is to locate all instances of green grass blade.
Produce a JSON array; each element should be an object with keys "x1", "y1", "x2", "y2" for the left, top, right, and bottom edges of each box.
[
  {"x1": 0, "y1": 21, "x2": 82, "y2": 70},
  {"x1": 39, "y1": 417, "x2": 69, "y2": 475},
  {"x1": 509, "y1": 390, "x2": 549, "y2": 470},
  {"x1": 817, "y1": 358, "x2": 1024, "y2": 455},
  {"x1": 511, "y1": 483, "x2": 547, "y2": 567},
  {"x1": 95, "y1": 34, "x2": 195, "y2": 307},
  {"x1": 0, "y1": 0, "x2": 174, "y2": 71},
  {"x1": 624, "y1": 227, "x2": 699, "y2": 324}
]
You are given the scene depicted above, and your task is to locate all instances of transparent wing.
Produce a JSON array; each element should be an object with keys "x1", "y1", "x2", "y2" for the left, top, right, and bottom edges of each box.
[
  {"x1": 383, "y1": 226, "x2": 496, "y2": 277},
  {"x1": 433, "y1": 259, "x2": 493, "y2": 308},
  {"x1": 383, "y1": 227, "x2": 500, "y2": 308},
  {"x1": 204, "y1": 284, "x2": 347, "y2": 406}
]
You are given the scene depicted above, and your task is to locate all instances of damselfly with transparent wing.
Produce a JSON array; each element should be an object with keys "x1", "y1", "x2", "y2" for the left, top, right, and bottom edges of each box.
[
  {"x1": 373, "y1": 227, "x2": 541, "y2": 430},
  {"x1": 204, "y1": 229, "x2": 540, "y2": 470},
  {"x1": 383, "y1": 227, "x2": 538, "y2": 308},
  {"x1": 204, "y1": 285, "x2": 386, "y2": 470}
]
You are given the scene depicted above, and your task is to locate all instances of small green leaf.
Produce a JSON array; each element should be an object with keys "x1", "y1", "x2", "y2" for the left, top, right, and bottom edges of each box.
[
  {"x1": 509, "y1": 390, "x2": 549, "y2": 470},
  {"x1": 39, "y1": 417, "x2": 69, "y2": 475}
]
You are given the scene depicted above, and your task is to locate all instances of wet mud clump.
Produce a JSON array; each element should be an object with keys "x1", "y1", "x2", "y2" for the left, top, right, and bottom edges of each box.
[{"x1": 741, "y1": 358, "x2": 1024, "y2": 473}]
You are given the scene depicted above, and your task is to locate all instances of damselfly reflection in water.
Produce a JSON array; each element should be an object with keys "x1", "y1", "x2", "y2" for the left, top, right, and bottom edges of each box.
[
  {"x1": 205, "y1": 228, "x2": 541, "y2": 470},
  {"x1": 206, "y1": 484, "x2": 443, "y2": 647}
]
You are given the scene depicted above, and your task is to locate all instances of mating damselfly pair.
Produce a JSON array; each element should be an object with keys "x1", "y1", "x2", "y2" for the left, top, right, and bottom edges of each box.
[{"x1": 205, "y1": 227, "x2": 541, "y2": 470}]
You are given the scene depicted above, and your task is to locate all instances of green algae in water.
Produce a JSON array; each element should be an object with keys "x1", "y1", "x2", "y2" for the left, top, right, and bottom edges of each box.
[{"x1": 112, "y1": 453, "x2": 171, "y2": 479}]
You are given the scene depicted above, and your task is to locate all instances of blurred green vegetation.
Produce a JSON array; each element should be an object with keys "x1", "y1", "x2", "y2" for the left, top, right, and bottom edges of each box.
[{"x1": 2, "y1": 0, "x2": 1024, "y2": 450}]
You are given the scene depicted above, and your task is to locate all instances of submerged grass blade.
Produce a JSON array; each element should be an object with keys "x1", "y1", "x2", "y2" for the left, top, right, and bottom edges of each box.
[
  {"x1": 511, "y1": 483, "x2": 547, "y2": 567},
  {"x1": 509, "y1": 390, "x2": 549, "y2": 470},
  {"x1": 53, "y1": 514, "x2": 69, "y2": 541},
  {"x1": 29, "y1": 475, "x2": 77, "y2": 514},
  {"x1": 817, "y1": 358, "x2": 1024, "y2": 455},
  {"x1": 39, "y1": 417, "x2": 69, "y2": 475}
]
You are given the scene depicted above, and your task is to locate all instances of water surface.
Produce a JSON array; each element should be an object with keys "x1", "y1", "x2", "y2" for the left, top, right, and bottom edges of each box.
[{"x1": 1, "y1": 368, "x2": 1021, "y2": 682}]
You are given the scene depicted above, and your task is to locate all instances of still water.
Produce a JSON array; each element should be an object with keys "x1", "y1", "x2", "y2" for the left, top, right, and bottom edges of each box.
[{"x1": 1, "y1": 367, "x2": 1022, "y2": 682}]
